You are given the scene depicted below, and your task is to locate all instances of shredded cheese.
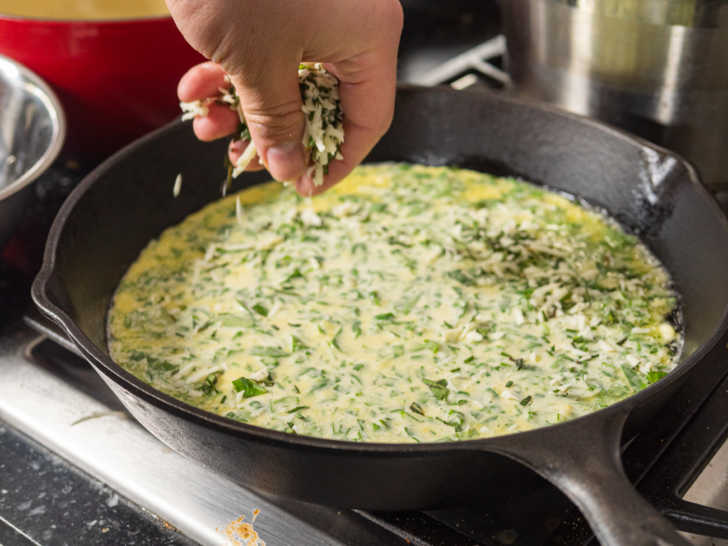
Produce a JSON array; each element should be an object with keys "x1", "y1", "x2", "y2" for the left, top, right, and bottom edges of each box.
[
  {"x1": 180, "y1": 101, "x2": 208, "y2": 121},
  {"x1": 179, "y1": 64, "x2": 344, "y2": 189},
  {"x1": 172, "y1": 173, "x2": 182, "y2": 197}
]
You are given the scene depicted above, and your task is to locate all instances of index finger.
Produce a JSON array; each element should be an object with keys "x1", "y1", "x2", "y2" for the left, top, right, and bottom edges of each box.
[{"x1": 178, "y1": 62, "x2": 229, "y2": 102}]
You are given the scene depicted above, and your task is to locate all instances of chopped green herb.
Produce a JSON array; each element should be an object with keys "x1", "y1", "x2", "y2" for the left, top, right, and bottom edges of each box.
[
  {"x1": 423, "y1": 378, "x2": 449, "y2": 401},
  {"x1": 232, "y1": 377, "x2": 268, "y2": 398},
  {"x1": 252, "y1": 303, "x2": 269, "y2": 317},
  {"x1": 251, "y1": 346, "x2": 289, "y2": 358},
  {"x1": 291, "y1": 335, "x2": 308, "y2": 352},
  {"x1": 647, "y1": 370, "x2": 668, "y2": 384},
  {"x1": 410, "y1": 402, "x2": 425, "y2": 416},
  {"x1": 352, "y1": 320, "x2": 362, "y2": 338}
]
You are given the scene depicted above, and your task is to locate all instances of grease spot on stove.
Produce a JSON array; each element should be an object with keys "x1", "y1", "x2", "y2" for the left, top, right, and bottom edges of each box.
[{"x1": 220, "y1": 509, "x2": 266, "y2": 546}]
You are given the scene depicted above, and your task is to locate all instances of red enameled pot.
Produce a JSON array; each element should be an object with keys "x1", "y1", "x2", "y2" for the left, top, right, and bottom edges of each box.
[{"x1": 0, "y1": 14, "x2": 203, "y2": 163}]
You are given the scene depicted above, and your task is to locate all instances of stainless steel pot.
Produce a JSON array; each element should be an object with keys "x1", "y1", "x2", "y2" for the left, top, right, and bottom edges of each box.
[
  {"x1": 0, "y1": 54, "x2": 66, "y2": 247},
  {"x1": 501, "y1": 0, "x2": 728, "y2": 190}
]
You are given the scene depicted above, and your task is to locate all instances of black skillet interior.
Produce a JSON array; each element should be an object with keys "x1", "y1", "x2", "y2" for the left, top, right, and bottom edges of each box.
[
  {"x1": 43, "y1": 85, "x2": 728, "y2": 359},
  {"x1": 33, "y1": 86, "x2": 728, "y2": 511}
]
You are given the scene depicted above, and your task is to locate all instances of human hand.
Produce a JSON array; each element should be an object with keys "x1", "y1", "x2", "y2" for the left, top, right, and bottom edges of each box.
[{"x1": 168, "y1": 0, "x2": 403, "y2": 195}]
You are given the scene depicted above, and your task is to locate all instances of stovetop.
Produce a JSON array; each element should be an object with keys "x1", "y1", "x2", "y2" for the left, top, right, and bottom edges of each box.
[{"x1": 2, "y1": 4, "x2": 728, "y2": 545}]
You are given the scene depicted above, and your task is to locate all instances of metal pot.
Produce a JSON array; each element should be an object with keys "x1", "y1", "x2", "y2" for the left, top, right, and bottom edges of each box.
[
  {"x1": 0, "y1": 55, "x2": 66, "y2": 247},
  {"x1": 501, "y1": 0, "x2": 728, "y2": 191}
]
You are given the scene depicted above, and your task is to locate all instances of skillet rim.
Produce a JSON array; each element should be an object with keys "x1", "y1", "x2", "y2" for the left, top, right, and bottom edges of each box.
[{"x1": 31, "y1": 84, "x2": 728, "y2": 454}]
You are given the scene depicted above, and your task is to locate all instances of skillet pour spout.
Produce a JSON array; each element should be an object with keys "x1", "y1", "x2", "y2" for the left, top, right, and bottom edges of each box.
[{"x1": 32, "y1": 86, "x2": 728, "y2": 543}]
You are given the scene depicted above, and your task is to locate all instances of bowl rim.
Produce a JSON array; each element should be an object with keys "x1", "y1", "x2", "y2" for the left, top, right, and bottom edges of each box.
[
  {"x1": 0, "y1": 11, "x2": 172, "y2": 23},
  {"x1": 0, "y1": 53, "x2": 66, "y2": 201}
]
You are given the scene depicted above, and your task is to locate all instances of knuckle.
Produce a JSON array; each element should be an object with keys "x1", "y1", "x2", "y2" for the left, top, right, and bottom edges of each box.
[
  {"x1": 243, "y1": 100, "x2": 303, "y2": 142},
  {"x1": 207, "y1": 34, "x2": 242, "y2": 70}
]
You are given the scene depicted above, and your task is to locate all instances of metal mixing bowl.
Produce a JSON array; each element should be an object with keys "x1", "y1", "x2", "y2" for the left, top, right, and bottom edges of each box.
[{"x1": 0, "y1": 54, "x2": 66, "y2": 246}]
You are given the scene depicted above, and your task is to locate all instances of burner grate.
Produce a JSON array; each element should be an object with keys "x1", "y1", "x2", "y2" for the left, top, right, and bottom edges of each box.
[{"x1": 408, "y1": 36, "x2": 509, "y2": 90}]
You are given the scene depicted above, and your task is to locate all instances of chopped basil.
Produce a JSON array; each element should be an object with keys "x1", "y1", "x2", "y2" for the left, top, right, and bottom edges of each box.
[
  {"x1": 232, "y1": 377, "x2": 268, "y2": 398},
  {"x1": 251, "y1": 303, "x2": 268, "y2": 317},
  {"x1": 423, "y1": 378, "x2": 449, "y2": 401}
]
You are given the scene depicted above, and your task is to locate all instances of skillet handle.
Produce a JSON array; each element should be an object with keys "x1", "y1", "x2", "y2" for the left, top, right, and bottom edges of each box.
[{"x1": 487, "y1": 408, "x2": 689, "y2": 546}]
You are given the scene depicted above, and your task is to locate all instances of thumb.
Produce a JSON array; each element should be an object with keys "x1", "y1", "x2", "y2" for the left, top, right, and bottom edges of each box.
[{"x1": 229, "y1": 62, "x2": 306, "y2": 183}]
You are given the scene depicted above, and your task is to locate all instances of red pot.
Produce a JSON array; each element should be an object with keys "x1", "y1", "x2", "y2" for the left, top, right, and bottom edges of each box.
[{"x1": 0, "y1": 14, "x2": 203, "y2": 164}]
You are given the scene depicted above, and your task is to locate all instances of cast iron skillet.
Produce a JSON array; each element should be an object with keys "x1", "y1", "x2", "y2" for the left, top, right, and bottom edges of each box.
[{"x1": 32, "y1": 86, "x2": 728, "y2": 545}]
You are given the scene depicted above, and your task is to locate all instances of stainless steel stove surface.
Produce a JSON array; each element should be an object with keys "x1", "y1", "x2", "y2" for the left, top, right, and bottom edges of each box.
[{"x1": 3, "y1": 4, "x2": 728, "y2": 545}]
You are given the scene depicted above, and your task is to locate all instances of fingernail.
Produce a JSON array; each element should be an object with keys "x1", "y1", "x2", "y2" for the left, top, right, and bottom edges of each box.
[{"x1": 265, "y1": 142, "x2": 305, "y2": 182}]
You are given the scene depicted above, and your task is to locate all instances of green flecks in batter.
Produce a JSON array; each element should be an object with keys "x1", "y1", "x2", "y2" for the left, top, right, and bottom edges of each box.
[{"x1": 108, "y1": 163, "x2": 681, "y2": 443}]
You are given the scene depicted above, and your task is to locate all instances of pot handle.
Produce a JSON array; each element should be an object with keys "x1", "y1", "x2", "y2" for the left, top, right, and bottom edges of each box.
[{"x1": 486, "y1": 408, "x2": 689, "y2": 546}]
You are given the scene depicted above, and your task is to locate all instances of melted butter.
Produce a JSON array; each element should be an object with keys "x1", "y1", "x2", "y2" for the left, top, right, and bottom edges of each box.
[{"x1": 108, "y1": 163, "x2": 681, "y2": 443}]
